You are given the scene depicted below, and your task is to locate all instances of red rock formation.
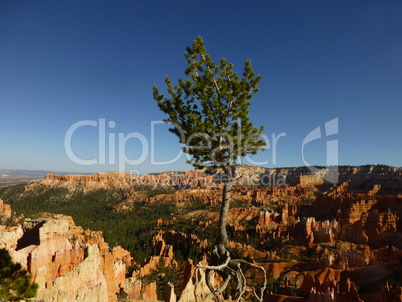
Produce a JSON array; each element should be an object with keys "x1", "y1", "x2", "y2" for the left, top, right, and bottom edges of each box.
[
  {"x1": 177, "y1": 258, "x2": 210, "y2": 302},
  {"x1": 0, "y1": 224, "x2": 23, "y2": 250},
  {"x1": 148, "y1": 188, "x2": 222, "y2": 205},
  {"x1": 300, "y1": 174, "x2": 324, "y2": 187},
  {"x1": 294, "y1": 217, "x2": 338, "y2": 246},
  {"x1": 308, "y1": 287, "x2": 335, "y2": 302},
  {"x1": 299, "y1": 269, "x2": 363, "y2": 302},
  {"x1": 251, "y1": 185, "x2": 314, "y2": 207},
  {"x1": 1, "y1": 212, "x2": 136, "y2": 302},
  {"x1": 258, "y1": 209, "x2": 280, "y2": 225},
  {"x1": 381, "y1": 282, "x2": 402, "y2": 302},
  {"x1": 263, "y1": 293, "x2": 306, "y2": 301},
  {"x1": 373, "y1": 245, "x2": 402, "y2": 264},
  {"x1": 363, "y1": 210, "x2": 398, "y2": 247},
  {"x1": 338, "y1": 198, "x2": 377, "y2": 226},
  {"x1": 141, "y1": 282, "x2": 158, "y2": 301},
  {"x1": 26, "y1": 169, "x2": 217, "y2": 192},
  {"x1": 164, "y1": 282, "x2": 177, "y2": 302},
  {"x1": 0, "y1": 198, "x2": 12, "y2": 219},
  {"x1": 311, "y1": 185, "x2": 401, "y2": 249}
]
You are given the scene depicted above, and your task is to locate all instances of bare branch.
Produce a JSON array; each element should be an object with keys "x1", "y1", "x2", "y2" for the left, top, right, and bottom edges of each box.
[
  {"x1": 203, "y1": 273, "x2": 232, "y2": 302},
  {"x1": 235, "y1": 263, "x2": 247, "y2": 302},
  {"x1": 196, "y1": 254, "x2": 230, "y2": 271},
  {"x1": 230, "y1": 259, "x2": 267, "y2": 302},
  {"x1": 200, "y1": 52, "x2": 221, "y2": 97}
]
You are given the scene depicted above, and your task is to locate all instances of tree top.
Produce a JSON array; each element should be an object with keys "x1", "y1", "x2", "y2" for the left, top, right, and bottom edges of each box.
[{"x1": 153, "y1": 36, "x2": 266, "y2": 170}]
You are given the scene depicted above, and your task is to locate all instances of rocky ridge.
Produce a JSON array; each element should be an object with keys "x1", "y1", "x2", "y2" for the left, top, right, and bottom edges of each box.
[{"x1": 25, "y1": 165, "x2": 402, "y2": 192}]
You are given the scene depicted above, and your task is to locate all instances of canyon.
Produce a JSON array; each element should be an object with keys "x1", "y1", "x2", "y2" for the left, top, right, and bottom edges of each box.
[{"x1": 0, "y1": 165, "x2": 401, "y2": 301}]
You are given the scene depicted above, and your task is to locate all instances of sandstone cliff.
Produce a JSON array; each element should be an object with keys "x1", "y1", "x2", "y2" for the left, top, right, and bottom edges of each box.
[{"x1": 0, "y1": 212, "x2": 163, "y2": 302}]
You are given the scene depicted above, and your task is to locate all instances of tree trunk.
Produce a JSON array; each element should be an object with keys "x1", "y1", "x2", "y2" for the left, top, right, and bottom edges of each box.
[{"x1": 216, "y1": 166, "x2": 235, "y2": 246}]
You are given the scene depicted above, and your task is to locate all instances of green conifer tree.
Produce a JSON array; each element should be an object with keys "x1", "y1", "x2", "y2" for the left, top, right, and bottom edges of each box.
[
  {"x1": 153, "y1": 36, "x2": 267, "y2": 301},
  {"x1": 0, "y1": 248, "x2": 38, "y2": 301}
]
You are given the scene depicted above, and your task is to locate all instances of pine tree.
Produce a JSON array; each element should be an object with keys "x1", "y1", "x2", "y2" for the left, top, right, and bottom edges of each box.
[
  {"x1": 153, "y1": 36, "x2": 267, "y2": 301},
  {"x1": 0, "y1": 248, "x2": 38, "y2": 301}
]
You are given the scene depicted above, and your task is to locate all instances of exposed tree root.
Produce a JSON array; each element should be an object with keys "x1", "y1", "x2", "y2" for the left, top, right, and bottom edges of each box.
[{"x1": 194, "y1": 244, "x2": 267, "y2": 302}]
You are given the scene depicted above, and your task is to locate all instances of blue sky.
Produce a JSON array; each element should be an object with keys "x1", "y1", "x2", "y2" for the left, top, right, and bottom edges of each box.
[{"x1": 0, "y1": 0, "x2": 401, "y2": 174}]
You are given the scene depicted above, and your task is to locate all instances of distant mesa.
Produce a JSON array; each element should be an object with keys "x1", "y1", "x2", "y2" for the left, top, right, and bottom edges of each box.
[
  {"x1": 23, "y1": 165, "x2": 402, "y2": 194},
  {"x1": 0, "y1": 169, "x2": 89, "y2": 186}
]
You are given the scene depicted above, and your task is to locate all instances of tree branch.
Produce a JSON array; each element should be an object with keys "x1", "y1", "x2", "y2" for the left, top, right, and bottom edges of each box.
[{"x1": 200, "y1": 53, "x2": 220, "y2": 98}]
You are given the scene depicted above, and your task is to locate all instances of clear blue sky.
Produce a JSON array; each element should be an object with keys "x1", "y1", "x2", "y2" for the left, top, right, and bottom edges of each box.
[{"x1": 1, "y1": 0, "x2": 401, "y2": 174}]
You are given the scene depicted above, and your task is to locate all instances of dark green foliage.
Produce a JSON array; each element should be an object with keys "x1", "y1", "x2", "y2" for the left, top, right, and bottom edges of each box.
[
  {"x1": 0, "y1": 212, "x2": 18, "y2": 227},
  {"x1": 300, "y1": 198, "x2": 314, "y2": 205},
  {"x1": 136, "y1": 185, "x2": 178, "y2": 198},
  {"x1": 153, "y1": 36, "x2": 265, "y2": 169},
  {"x1": 0, "y1": 184, "x2": 25, "y2": 200},
  {"x1": 229, "y1": 198, "x2": 250, "y2": 209},
  {"x1": 161, "y1": 213, "x2": 218, "y2": 249},
  {"x1": 0, "y1": 184, "x2": 71, "y2": 216},
  {"x1": 313, "y1": 190, "x2": 322, "y2": 197},
  {"x1": 0, "y1": 249, "x2": 38, "y2": 301}
]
